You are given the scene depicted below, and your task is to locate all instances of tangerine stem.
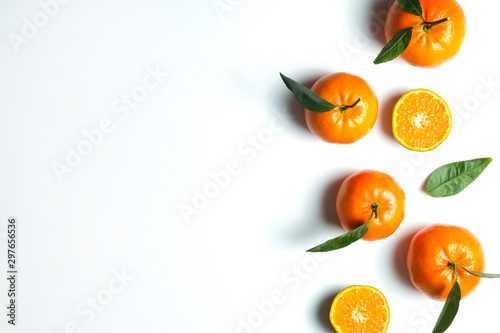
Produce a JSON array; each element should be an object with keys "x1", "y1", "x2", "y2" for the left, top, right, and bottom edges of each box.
[
  {"x1": 450, "y1": 260, "x2": 475, "y2": 275},
  {"x1": 339, "y1": 98, "x2": 361, "y2": 113},
  {"x1": 448, "y1": 261, "x2": 459, "y2": 279},
  {"x1": 362, "y1": 206, "x2": 377, "y2": 227},
  {"x1": 422, "y1": 17, "x2": 449, "y2": 33},
  {"x1": 371, "y1": 202, "x2": 379, "y2": 219}
]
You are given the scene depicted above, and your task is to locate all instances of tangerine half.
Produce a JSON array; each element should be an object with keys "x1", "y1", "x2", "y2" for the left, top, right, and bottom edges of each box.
[
  {"x1": 330, "y1": 285, "x2": 390, "y2": 333},
  {"x1": 392, "y1": 89, "x2": 452, "y2": 151}
]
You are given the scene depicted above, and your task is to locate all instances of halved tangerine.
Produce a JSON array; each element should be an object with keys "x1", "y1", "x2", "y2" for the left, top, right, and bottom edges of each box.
[
  {"x1": 330, "y1": 285, "x2": 390, "y2": 333},
  {"x1": 392, "y1": 89, "x2": 452, "y2": 151}
]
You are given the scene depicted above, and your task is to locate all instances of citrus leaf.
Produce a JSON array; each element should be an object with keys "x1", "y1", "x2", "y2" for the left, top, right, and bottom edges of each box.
[
  {"x1": 397, "y1": 0, "x2": 423, "y2": 16},
  {"x1": 432, "y1": 280, "x2": 461, "y2": 333},
  {"x1": 306, "y1": 222, "x2": 369, "y2": 252},
  {"x1": 374, "y1": 27, "x2": 413, "y2": 64},
  {"x1": 279, "y1": 73, "x2": 337, "y2": 112},
  {"x1": 459, "y1": 266, "x2": 500, "y2": 279},
  {"x1": 426, "y1": 157, "x2": 493, "y2": 197}
]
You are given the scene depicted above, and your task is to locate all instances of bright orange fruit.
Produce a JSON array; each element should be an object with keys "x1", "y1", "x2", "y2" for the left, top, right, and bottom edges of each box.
[
  {"x1": 336, "y1": 170, "x2": 405, "y2": 241},
  {"x1": 392, "y1": 89, "x2": 452, "y2": 151},
  {"x1": 330, "y1": 285, "x2": 390, "y2": 333},
  {"x1": 407, "y1": 224, "x2": 485, "y2": 301},
  {"x1": 305, "y1": 72, "x2": 378, "y2": 144},
  {"x1": 385, "y1": 0, "x2": 466, "y2": 68}
]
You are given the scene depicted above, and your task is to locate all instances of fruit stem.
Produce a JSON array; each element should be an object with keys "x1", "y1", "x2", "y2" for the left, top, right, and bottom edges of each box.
[
  {"x1": 339, "y1": 98, "x2": 361, "y2": 113},
  {"x1": 371, "y1": 202, "x2": 379, "y2": 219},
  {"x1": 448, "y1": 261, "x2": 459, "y2": 279},
  {"x1": 421, "y1": 17, "x2": 449, "y2": 33}
]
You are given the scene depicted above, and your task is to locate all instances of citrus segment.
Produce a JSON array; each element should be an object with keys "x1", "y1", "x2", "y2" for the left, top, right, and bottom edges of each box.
[
  {"x1": 330, "y1": 285, "x2": 390, "y2": 333},
  {"x1": 392, "y1": 89, "x2": 451, "y2": 151}
]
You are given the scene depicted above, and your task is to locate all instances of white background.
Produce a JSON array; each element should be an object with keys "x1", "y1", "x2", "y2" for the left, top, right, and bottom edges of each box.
[{"x1": 1, "y1": 0, "x2": 499, "y2": 332}]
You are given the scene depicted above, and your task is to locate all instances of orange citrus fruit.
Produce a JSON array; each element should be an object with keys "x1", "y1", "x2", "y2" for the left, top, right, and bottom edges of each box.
[
  {"x1": 385, "y1": 0, "x2": 466, "y2": 68},
  {"x1": 392, "y1": 89, "x2": 452, "y2": 151},
  {"x1": 330, "y1": 285, "x2": 390, "y2": 333},
  {"x1": 407, "y1": 224, "x2": 485, "y2": 301},
  {"x1": 305, "y1": 72, "x2": 378, "y2": 144},
  {"x1": 336, "y1": 170, "x2": 405, "y2": 241}
]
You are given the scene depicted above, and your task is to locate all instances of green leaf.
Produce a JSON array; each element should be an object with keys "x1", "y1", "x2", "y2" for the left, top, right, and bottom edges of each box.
[
  {"x1": 279, "y1": 73, "x2": 337, "y2": 112},
  {"x1": 459, "y1": 266, "x2": 500, "y2": 279},
  {"x1": 432, "y1": 280, "x2": 461, "y2": 333},
  {"x1": 306, "y1": 221, "x2": 369, "y2": 252},
  {"x1": 426, "y1": 157, "x2": 493, "y2": 197},
  {"x1": 397, "y1": 0, "x2": 423, "y2": 17},
  {"x1": 374, "y1": 27, "x2": 413, "y2": 64}
]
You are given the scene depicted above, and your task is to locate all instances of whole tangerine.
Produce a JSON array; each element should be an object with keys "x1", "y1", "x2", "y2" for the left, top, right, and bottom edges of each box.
[
  {"x1": 407, "y1": 224, "x2": 484, "y2": 301},
  {"x1": 305, "y1": 73, "x2": 378, "y2": 144},
  {"x1": 385, "y1": 0, "x2": 466, "y2": 68},
  {"x1": 336, "y1": 170, "x2": 405, "y2": 241}
]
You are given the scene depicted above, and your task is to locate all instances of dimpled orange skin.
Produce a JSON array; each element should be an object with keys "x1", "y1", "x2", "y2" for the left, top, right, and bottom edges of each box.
[
  {"x1": 407, "y1": 224, "x2": 485, "y2": 301},
  {"x1": 336, "y1": 170, "x2": 405, "y2": 241},
  {"x1": 305, "y1": 73, "x2": 378, "y2": 144},
  {"x1": 385, "y1": 0, "x2": 466, "y2": 68}
]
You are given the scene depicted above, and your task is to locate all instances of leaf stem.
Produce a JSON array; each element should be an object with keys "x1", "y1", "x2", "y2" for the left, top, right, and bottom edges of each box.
[
  {"x1": 448, "y1": 261, "x2": 500, "y2": 278},
  {"x1": 361, "y1": 205, "x2": 378, "y2": 226},
  {"x1": 447, "y1": 261, "x2": 458, "y2": 276},
  {"x1": 422, "y1": 17, "x2": 449, "y2": 33},
  {"x1": 371, "y1": 202, "x2": 379, "y2": 219},
  {"x1": 339, "y1": 98, "x2": 361, "y2": 113}
]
